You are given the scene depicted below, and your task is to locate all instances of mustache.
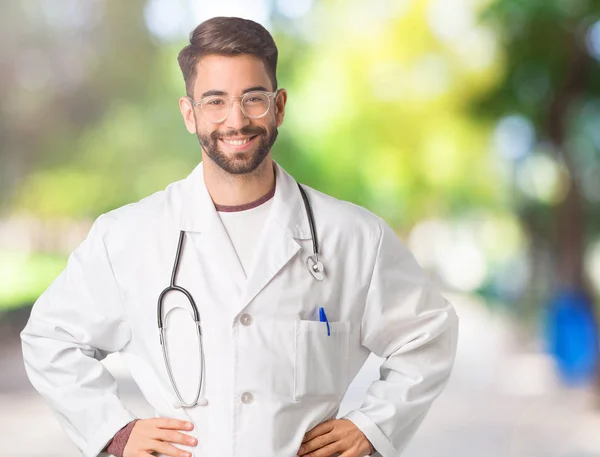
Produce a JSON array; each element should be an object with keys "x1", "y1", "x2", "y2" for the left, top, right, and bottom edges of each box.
[{"x1": 211, "y1": 126, "x2": 266, "y2": 141}]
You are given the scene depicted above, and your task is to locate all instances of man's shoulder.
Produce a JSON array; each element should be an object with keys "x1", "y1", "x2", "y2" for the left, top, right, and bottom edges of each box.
[
  {"x1": 301, "y1": 184, "x2": 384, "y2": 236},
  {"x1": 96, "y1": 177, "x2": 186, "y2": 235}
]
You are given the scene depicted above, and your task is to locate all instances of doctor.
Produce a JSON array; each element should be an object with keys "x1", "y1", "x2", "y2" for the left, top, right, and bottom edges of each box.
[{"x1": 21, "y1": 16, "x2": 458, "y2": 457}]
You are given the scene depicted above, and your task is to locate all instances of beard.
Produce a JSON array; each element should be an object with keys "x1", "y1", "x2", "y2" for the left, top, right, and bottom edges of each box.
[{"x1": 196, "y1": 123, "x2": 278, "y2": 175}]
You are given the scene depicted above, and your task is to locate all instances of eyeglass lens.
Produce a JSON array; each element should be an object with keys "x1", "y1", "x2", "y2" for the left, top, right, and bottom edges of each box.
[{"x1": 200, "y1": 92, "x2": 271, "y2": 122}]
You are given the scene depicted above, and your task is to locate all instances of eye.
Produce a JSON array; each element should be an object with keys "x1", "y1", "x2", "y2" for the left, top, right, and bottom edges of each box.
[
  {"x1": 244, "y1": 93, "x2": 268, "y2": 104},
  {"x1": 206, "y1": 98, "x2": 225, "y2": 106}
]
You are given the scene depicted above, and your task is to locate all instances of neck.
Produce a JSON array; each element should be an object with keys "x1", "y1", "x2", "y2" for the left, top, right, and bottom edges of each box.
[{"x1": 203, "y1": 155, "x2": 275, "y2": 206}]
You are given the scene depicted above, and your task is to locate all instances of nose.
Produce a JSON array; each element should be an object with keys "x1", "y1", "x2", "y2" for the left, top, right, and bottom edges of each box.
[{"x1": 223, "y1": 99, "x2": 250, "y2": 130}]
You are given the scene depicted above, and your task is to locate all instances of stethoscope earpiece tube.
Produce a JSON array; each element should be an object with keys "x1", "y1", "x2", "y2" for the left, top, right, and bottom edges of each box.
[
  {"x1": 157, "y1": 231, "x2": 186, "y2": 330},
  {"x1": 297, "y1": 183, "x2": 325, "y2": 281},
  {"x1": 297, "y1": 183, "x2": 319, "y2": 258}
]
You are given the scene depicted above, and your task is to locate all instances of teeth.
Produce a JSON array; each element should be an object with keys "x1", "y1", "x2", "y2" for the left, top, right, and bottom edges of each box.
[{"x1": 222, "y1": 137, "x2": 251, "y2": 146}]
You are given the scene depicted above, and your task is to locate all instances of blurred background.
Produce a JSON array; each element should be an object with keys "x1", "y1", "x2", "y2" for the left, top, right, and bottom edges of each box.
[{"x1": 2, "y1": 0, "x2": 600, "y2": 455}]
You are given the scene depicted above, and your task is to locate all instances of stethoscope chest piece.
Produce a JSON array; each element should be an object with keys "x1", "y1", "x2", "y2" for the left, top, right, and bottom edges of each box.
[{"x1": 306, "y1": 255, "x2": 325, "y2": 281}]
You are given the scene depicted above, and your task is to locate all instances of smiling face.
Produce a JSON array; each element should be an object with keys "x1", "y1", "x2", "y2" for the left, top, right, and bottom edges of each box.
[{"x1": 180, "y1": 54, "x2": 287, "y2": 175}]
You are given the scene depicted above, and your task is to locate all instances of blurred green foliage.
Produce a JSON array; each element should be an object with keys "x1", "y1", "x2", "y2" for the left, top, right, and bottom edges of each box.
[{"x1": 0, "y1": 251, "x2": 66, "y2": 311}]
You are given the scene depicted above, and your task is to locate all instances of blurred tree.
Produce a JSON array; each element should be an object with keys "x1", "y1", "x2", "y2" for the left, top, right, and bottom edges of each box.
[
  {"x1": 0, "y1": 0, "x2": 189, "y2": 310},
  {"x1": 0, "y1": 0, "x2": 159, "y2": 213},
  {"x1": 475, "y1": 0, "x2": 600, "y2": 385}
]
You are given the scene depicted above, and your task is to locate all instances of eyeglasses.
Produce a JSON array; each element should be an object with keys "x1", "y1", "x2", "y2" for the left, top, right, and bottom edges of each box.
[{"x1": 189, "y1": 90, "x2": 278, "y2": 124}]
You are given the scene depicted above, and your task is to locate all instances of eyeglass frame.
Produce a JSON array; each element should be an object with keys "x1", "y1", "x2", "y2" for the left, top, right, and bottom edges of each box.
[{"x1": 188, "y1": 90, "x2": 279, "y2": 124}]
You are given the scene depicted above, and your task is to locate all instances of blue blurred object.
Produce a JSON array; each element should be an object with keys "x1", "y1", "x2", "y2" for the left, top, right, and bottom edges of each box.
[{"x1": 545, "y1": 288, "x2": 599, "y2": 385}]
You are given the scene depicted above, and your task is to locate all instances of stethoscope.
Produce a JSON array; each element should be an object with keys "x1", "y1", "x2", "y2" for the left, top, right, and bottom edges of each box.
[{"x1": 157, "y1": 183, "x2": 324, "y2": 408}]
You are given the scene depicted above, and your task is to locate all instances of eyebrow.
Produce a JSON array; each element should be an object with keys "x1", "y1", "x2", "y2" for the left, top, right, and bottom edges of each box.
[{"x1": 200, "y1": 86, "x2": 270, "y2": 97}]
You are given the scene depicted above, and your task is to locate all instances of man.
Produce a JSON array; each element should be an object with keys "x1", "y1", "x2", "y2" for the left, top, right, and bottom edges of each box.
[{"x1": 21, "y1": 16, "x2": 458, "y2": 457}]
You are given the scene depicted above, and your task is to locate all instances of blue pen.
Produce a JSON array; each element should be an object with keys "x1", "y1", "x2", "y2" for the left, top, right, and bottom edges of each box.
[{"x1": 319, "y1": 307, "x2": 330, "y2": 336}]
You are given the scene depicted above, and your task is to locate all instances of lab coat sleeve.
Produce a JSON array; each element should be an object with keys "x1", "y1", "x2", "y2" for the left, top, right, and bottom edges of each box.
[
  {"x1": 342, "y1": 219, "x2": 459, "y2": 457},
  {"x1": 20, "y1": 215, "x2": 137, "y2": 457}
]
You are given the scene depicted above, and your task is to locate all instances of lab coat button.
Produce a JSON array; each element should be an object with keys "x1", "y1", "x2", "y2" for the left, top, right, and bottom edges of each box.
[
  {"x1": 198, "y1": 397, "x2": 208, "y2": 406},
  {"x1": 240, "y1": 313, "x2": 253, "y2": 326},
  {"x1": 241, "y1": 392, "x2": 254, "y2": 404}
]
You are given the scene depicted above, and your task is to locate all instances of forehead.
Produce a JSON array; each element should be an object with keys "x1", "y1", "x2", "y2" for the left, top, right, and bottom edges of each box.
[{"x1": 193, "y1": 54, "x2": 272, "y2": 96}]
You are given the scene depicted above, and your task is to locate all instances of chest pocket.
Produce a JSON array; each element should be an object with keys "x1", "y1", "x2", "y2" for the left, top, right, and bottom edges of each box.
[{"x1": 294, "y1": 319, "x2": 350, "y2": 401}]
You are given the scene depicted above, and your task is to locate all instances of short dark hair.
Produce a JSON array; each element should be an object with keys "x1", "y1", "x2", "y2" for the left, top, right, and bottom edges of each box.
[{"x1": 178, "y1": 16, "x2": 278, "y2": 96}]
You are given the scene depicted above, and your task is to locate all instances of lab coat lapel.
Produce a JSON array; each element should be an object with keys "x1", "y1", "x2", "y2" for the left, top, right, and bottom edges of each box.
[
  {"x1": 239, "y1": 162, "x2": 312, "y2": 313},
  {"x1": 178, "y1": 162, "x2": 246, "y2": 296}
]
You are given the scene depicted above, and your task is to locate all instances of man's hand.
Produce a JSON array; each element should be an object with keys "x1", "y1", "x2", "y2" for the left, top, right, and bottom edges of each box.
[
  {"x1": 123, "y1": 418, "x2": 197, "y2": 457},
  {"x1": 297, "y1": 419, "x2": 374, "y2": 457}
]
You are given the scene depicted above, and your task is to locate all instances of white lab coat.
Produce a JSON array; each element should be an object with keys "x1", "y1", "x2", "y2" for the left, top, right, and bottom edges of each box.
[{"x1": 21, "y1": 161, "x2": 458, "y2": 457}]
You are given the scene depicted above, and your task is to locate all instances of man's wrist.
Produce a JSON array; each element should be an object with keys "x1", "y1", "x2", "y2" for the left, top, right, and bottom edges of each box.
[{"x1": 104, "y1": 419, "x2": 139, "y2": 457}]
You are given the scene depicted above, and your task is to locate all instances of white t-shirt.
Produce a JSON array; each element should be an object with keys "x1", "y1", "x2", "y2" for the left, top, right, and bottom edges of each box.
[{"x1": 217, "y1": 194, "x2": 274, "y2": 279}]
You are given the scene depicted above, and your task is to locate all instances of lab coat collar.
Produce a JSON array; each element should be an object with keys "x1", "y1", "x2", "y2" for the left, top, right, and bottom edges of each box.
[{"x1": 178, "y1": 160, "x2": 312, "y2": 241}]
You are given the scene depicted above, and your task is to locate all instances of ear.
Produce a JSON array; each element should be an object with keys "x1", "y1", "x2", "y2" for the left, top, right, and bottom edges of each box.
[
  {"x1": 274, "y1": 89, "x2": 287, "y2": 127},
  {"x1": 179, "y1": 97, "x2": 197, "y2": 134}
]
